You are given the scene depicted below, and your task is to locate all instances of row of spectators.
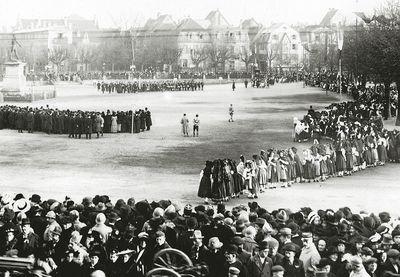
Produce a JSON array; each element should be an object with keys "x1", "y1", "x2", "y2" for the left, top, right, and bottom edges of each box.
[
  {"x1": 1, "y1": 193, "x2": 400, "y2": 277},
  {"x1": 96, "y1": 80, "x2": 204, "y2": 93},
  {"x1": 0, "y1": 105, "x2": 152, "y2": 137},
  {"x1": 197, "y1": 127, "x2": 400, "y2": 204},
  {"x1": 304, "y1": 72, "x2": 398, "y2": 119}
]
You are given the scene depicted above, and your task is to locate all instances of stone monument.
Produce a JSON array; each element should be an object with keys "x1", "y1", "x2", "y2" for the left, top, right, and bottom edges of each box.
[
  {"x1": 0, "y1": 35, "x2": 28, "y2": 101},
  {"x1": 0, "y1": 35, "x2": 56, "y2": 102}
]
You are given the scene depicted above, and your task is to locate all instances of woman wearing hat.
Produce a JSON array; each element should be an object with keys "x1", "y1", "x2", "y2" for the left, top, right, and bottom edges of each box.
[
  {"x1": 280, "y1": 243, "x2": 305, "y2": 277},
  {"x1": 133, "y1": 232, "x2": 151, "y2": 277},
  {"x1": 0, "y1": 223, "x2": 18, "y2": 256}
]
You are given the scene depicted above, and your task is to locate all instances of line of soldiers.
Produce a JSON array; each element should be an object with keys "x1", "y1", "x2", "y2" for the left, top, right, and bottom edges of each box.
[
  {"x1": 0, "y1": 105, "x2": 152, "y2": 139},
  {"x1": 96, "y1": 80, "x2": 204, "y2": 94}
]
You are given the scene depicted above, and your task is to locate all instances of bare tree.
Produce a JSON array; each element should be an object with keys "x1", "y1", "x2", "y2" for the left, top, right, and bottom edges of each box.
[
  {"x1": 48, "y1": 47, "x2": 70, "y2": 76},
  {"x1": 206, "y1": 43, "x2": 234, "y2": 73},
  {"x1": 240, "y1": 48, "x2": 252, "y2": 73},
  {"x1": 190, "y1": 47, "x2": 208, "y2": 72}
]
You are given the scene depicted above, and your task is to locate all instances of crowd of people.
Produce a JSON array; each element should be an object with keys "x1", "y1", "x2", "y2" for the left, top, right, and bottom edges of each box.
[
  {"x1": 2, "y1": 193, "x2": 400, "y2": 277},
  {"x1": 198, "y1": 73, "x2": 400, "y2": 203},
  {"x1": 0, "y1": 105, "x2": 152, "y2": 138},
  {"x1": 96, "y1": 80, "x2": 204, "y2": 94}
]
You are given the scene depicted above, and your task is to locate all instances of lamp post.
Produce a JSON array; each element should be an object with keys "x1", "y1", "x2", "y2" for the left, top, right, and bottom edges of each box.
[{"x1": 337, "y1": 24, "x2": 344, "y2": 101}]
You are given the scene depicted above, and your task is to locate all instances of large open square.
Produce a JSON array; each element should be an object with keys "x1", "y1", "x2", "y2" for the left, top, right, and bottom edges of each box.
[{"x1": 1, "y1": 82, "x2": 398, "y2": 214}]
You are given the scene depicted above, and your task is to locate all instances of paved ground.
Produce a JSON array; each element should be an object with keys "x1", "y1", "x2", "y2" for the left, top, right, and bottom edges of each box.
[{"x1": 0, "y1": 82, "x2": 399, "y2": 215}]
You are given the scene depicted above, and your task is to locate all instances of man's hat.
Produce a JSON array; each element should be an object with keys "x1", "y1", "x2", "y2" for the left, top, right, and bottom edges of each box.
[
  {"x1": 279, "y1": 228, "x2": 292, "y2": 236},
  {"x1": 382, "y1": 233, "x2": 394, "y2": 245},
  {"x1": 301, "y1": 232, "x2": 312, "y2": 239},
  {"x1": 276, "y1": 210, "x2": 288, "y2": 222},
  {"x1": 228, "y1": 267, "x2": 240, "y2": 275},
  {"x1": 317, "y1": 258, "x2": 331, "y2": 268},
  {"x1": 21, "y1": 218, "x2": 30, "y2": 226},
  {"x1": 326, "y1": 246, "x2": 338, "y2": 255},
  {"x1": 208, "y1": 237, "x2": 223, "y2": 249},
  {"x1": 365, "y1": 257, "x2": 378, "y2": 264},
  {"x1": 231, "y1": 236, "x2": 244, "y2": 246},
  {"x1": 387, "y1": 249, "x2": 400, "y2": 258},
  {"x1": 12, "y1": 198, "x2": 31, "y2": 214},
  {"x1": 282, "y1": 243, "x2": 297, "y2": 253},
  {"x1": 225, "y1": 244, "x2": 238, "y2": 254},
  {"x1": 190, "y1": 230, "x2": 204, "y2": 240},
  {"x1": 258, "y1": 241, "x2": 269, "y2": 251},
  {"x1": 271, "y1": 265, "x2": 285, "y2": 272},
  {"x1": 29, "y1": 194, "x2": 41, "y2": 204},
  {"x1": 46, "y1": 211, "x2": 56, "y2": 219},
  {"x1": 392, "y1": 228, "x2": 400, "y2": 238},
  {"x1": 361, "y1": 247, "x2": 373, "y2": 256}
]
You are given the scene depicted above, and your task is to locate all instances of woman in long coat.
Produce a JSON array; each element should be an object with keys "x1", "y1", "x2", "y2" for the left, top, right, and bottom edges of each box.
[
  {"x1": 198, "y1": 161, "x2": 213, "y2": 203},
  {"x1": 211, "y1": 160, "x2": 226, "y2": 203}
]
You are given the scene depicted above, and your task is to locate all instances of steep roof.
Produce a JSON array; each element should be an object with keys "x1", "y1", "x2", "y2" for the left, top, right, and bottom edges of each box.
[
  {"x1": 320, "y1": 8, "x2": 338, "y2": 26},
  {"x1": 241, "y1": 18, "x2": 261, "y2": 29},
  {"x1": 143, "y1": 14, "x2": 177, "y2": 31},
  {"x1": 176, "y1": 18, "x2": 204, "y2": 30},
  {"x1": 205, "y1": 10, "x2": 230, "y2": 28}
]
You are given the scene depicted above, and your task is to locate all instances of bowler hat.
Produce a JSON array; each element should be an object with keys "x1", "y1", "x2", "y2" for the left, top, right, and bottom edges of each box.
[
  {"x1": 258, "y1": 241, "x2": 269, "y2": 251},
  {"x1": 225, "y1": 244, "x2": 238, "y2": 254},
  {"x1": 231, "y1": 236, "x2": 244, "y2": 246},
  {"x1": 21, "y1": 218, "x2": 30, "y2": 226}
]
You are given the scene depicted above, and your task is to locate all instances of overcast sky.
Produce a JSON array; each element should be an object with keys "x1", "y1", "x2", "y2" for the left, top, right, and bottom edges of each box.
[{"x1": 0, "y1": 0, "x2": 383, "y2": 29}]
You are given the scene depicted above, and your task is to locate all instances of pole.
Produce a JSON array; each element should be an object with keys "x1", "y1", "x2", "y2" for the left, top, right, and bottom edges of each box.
[
  {"x1": 339, "y1": 50, "x2": 342, "y2": 101},
  {"x1": 131, "y1": 111, "x2": 134, "y2": 134}
]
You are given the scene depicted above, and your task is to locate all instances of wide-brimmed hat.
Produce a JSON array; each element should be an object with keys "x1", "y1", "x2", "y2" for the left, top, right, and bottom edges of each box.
[
  {"x1": 208, "y1": 237, "x2": 223, "y2": 249},
  {"x1": 29, "y1": 194, "x2": 42, "y2": 204},
  {"x1": 225, "y1": 244, "x2": 238, "y2": 254},
  {"x1": 12, "y1": 199, "x2": 31, "y2": 214}
]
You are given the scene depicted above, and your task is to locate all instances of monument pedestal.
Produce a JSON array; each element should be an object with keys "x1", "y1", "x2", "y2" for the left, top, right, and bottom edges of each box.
[{"x1": 2, "y1": 61, "x2": 26, "y2": 90}]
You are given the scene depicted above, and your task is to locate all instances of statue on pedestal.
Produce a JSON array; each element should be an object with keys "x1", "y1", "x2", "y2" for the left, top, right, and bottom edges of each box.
[{"x1": 10, "y1": 34, "x2": 21, "y2": 62}]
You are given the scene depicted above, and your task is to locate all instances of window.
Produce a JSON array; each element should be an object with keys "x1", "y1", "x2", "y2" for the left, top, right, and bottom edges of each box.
[
  {"x1": 292, "y1": 44, "x2": 297, "y2": 50},
  {"x1": 292, "y1": 35, "x2": 296, "y2": 40},
  {"x1": 272, "y1": 34, "x2": 278, "y2": 40},
  {"x1": 199, "y1": 33, "x2": 203, "y2": 39},
  {"x1": 315, "y1": 35, "x2": 320, "y2": 42},
  {"x1": 182, "y1": 59, "x2": 188, "y2": 68},
  {"x1": 189, "y1": 33, "x2": 192, "y2": 39},
  {"x1": 58, "y1": 33, "x2": 63, "y2": 39}
]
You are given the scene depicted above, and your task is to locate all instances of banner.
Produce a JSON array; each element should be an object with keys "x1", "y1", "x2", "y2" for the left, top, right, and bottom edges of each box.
[{"x1": 337, "y1": 23, "x2": 344, "y2": 51}]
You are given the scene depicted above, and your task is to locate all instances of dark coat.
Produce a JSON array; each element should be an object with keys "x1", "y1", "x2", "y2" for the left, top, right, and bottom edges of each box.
[
  {"x1": 279, "y1": 257, "x2": 305, "y2": 277},
  {"x1": 247, "y1": 254, "x2": 273, "y2": 277}
]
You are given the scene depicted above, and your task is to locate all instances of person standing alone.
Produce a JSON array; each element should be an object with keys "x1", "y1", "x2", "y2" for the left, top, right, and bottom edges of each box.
[
  {"x1": 229, "y1": 104, "x2": 234, "y2": 122},
  {"x1": 193, "y1": 114, "x2": 200, "y2": 137},
  {"x1": 181, "y1": 113, "x2": 189, "y2": 137}
]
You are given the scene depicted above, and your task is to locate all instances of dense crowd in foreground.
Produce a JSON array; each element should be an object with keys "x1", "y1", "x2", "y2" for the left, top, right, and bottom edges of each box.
[
  {"x1": 2, "y1": 194, "x2": 400, "y2": 277},
  {"x1": 96, "y1": 80, "x2": 205, "y2": 93},
  {"x1": 0, "y1": 105, "x2": 152, "y2": 138}
]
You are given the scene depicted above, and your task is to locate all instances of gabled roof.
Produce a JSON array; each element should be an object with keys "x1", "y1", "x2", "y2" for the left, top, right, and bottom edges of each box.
[
  {"x1": 205, "y1": 10, "x2": 230, "y2": 28},
  {"x1": 143, "y1": 14, "x2": 177, "y2": 32},
  {"x1": 241, "y1": 18, "x2": 261, "y2": 29},
  {"x1": 176, "y1": 18, "x2": 204, "y2": 31},
  {"x1": 320, "y1": 8, "x2": 338, "y2": 26}
]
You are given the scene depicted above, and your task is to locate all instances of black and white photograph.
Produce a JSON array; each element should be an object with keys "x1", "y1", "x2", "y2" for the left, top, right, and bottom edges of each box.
[{"x1": 0, "y1": 0, "x2": 399, "y2": 276}]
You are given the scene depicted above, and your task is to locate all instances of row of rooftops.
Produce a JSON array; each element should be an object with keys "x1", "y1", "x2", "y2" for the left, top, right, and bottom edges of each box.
[{"x1": 10, "y1": 8, "x2": 371, "y2": 34}]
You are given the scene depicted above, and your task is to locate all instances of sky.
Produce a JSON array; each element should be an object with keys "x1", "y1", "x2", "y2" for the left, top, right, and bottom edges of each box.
[{"x1": 0, "y1": 0, "x2": 383, "y2": 30}]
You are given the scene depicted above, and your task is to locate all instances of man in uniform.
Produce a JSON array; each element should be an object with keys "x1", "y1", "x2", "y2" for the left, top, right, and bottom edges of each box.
[
  {"x1": 229, "y1": 104, "x2": 234, "y2": 122},
  {"x1": 193, "y1": 114, "x2": 200, "y2": 137}
]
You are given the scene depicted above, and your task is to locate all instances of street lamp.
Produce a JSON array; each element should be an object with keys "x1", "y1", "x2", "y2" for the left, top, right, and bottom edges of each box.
[{"x1": 337, "y1": 24, "x2": 344, "y2": 101}]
